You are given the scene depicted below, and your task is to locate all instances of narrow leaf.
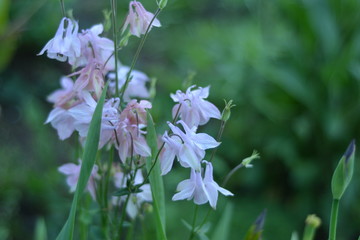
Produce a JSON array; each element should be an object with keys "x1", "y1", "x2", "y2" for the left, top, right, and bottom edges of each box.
[
  {"x1": 56, "y1": 83, "x2": 108, "y2": 240},
  {"x1": 34, "y1": 218, "x2": 47, "y2": 240},
  {"x1": 211, "y1": 202, "x2": 234, "y2": 240},
  {"x1": 146, "y1": 110, "x2": 167, "y2": 240}
]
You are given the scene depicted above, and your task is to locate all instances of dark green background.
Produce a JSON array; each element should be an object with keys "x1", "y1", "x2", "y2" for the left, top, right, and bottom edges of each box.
[{"x1": 1, "y1": 0, "x2": 359, "y2": 239}]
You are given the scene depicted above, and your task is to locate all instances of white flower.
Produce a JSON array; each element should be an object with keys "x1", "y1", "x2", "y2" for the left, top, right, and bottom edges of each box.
[
  {"x1": 58, "y1": 160, "x2": 100, "y2": 200},
  {"x1": 113, "y1": 170, "x2": 152, "y2": 219},
  {"x1": 171, "y1": 85, "x2": 221, "y2": 127},
  {"x1": 68, "y1": 92, "x2": 120, "y2": 148},
  {"x1": 47, "y1": 76, "x2": 78, "y2": 108},
  {"x1": 108, "y1": 66, "x2": 150, "y2": 101},
  {"x1": 38, "y1": 17, "x2": 81, "y2": 65},
  {"x1": 123, "y1": 1, "x2": 161, "y2": 38},
  {"x1": 172, "y1": 161, "x2": 233, "y2": 209},
  {"x1": 45, "y1": 107, "x2": 76, "y2": 140},
  {"x1": 160, "y1": 120, "x2": 220, "y2": 175}
]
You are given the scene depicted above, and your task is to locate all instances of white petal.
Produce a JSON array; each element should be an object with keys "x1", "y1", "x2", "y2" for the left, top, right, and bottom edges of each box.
[
  {"x1": 160, "y1": 146, "x2": 176, "y2": 175},
  {"x1": 192, "y1": 133, "x2": 220, "y2": 150},
  {"x1": 178, "y1": 144, "x2": 201, "y2": 171}
]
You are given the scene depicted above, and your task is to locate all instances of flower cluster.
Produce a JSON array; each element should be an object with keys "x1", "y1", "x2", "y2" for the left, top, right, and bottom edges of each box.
[
  {"x1": 42, "y1": 1, "x2": 161, "y2": 218},
  {"x1": 160, "y1": 86, "x2": 233, "y2": 208}
]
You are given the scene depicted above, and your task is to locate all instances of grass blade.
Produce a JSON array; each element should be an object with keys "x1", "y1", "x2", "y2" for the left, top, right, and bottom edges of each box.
[
  {"x1": 211, "y1": 202, "x2": 234, "y2": 240},
  {"x1": 146, "y1": 110, "x2": 167, "y2": 240},
  {"x1": 56, "y1": 83, "x2": 108, "y2": 240}
]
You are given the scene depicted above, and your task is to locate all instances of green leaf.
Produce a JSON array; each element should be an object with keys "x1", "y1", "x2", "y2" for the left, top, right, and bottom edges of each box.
[
  {"x1": 56, "y1": 83, "x2": 108, "y2": 240},
  {"x1": 211, "y1": 203, "x2": 234, "y2": 240},
  {"x1": 34, "y1": 218, "x2": 47, "y2": 240},
  {"x1": 146, "y1": 110, "x2": 167, "y2": 240},
  {"x1": 331, "y1": 140, "x2": 356, "y2": 200}
]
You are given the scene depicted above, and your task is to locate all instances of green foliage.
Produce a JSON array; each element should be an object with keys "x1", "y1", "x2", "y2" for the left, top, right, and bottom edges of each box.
[
  {"x1": 211, "y1": 203, "x2": 234, "y2": 240},
  {"x1": 146, "y1": 111, "x2": 167, "y2": 240},
  {"x1": 56, "y1": 83, "x2": 108, "y2": 240},
  {"x1": 34, "y1": 218, "x2": 47, "y2": 240}
]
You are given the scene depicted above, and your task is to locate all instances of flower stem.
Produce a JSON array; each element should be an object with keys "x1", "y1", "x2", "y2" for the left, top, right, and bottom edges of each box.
[
  {"x1": 59, "y1": 0, "x2": 66, "y2": 18},
  {"x1": 209, "y1": 120, "x2": 226, "y2": 162},
  {"x1": 110, "y1": 0, "x2": 119, "y2": 97},
  {"x1": 119, "y1": 8, "x2": 162, "y2": 103},
  {"x1": 329, "y1": 199, "x2": 339, "y2": 240},
  {"x1": 188, "y1": 205, "x2": 199, "y2": 240},
  {"x1": 118, "y1": 194, "x2": 131, "y2": 238}
]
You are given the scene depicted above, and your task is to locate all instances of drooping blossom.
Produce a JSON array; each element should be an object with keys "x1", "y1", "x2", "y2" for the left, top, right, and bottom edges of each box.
[
  {"x1": 172, "y1": 161, "x2": 233, "y2": 209},
  {"x1": 70, "y1": 61, "x2": 105, "y2": 99},
  {"x1": 113, "y1": 169, "x2": 152, "y2": 219},
  {"x1": 171, "y1": 86, "x2": 221, "y2": 128},
  {"x1": 123, "y1": 1, "x2": 161, "y2": 38},
  {"x1": 38, "y1": 17, "x2": 81, "y2": 65},
  {"x1": 69, "y1": 92, "x2": 120, "y2": 148},
  {"x1": 47, "y1": 76, "x2": 78, "y2": 108},
  {"x1": 108, "y1": 66, "x2": 150, "y2": 100},
  {"x1": 45, "y1": 107, "x2": 76, "y2": 140},
  {"x1": 160, "y1": 120, "x2": 220, "y2": 175},
  {"x1": 115, "y1": 100, "x2": 152, "y2": 162},
  {"x1": 58, "y1": 160, "x2": 100, "y2": 200},
  {"x1": 75, "y1": 24, "x2": 115, "y2": 70}
]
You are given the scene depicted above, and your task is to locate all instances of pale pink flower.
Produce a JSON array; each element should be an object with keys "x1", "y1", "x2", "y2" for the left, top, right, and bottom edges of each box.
[
  {"x1": 38, "y1": 17, "x2": 81, "y2": 65},
  {"x1": 69, "y1": 92, "x2": 120, "y2": 148},
  {"x1": 114, "y1": 100, "x2": 152, "y2": 162},
  {"x1": 47, "y1": 76, "x2": 78, "y2": 108},
  {"x1": 172, "y1": 161, "x2": 233, "y2": 209},
  {"x1": 160, "y1": 120, "x2": 220, "y2": 175},
  {"x1": 171, "y1": 86, "x2": 221, "y2": 127},
  {"x1": 113, "y1": 170, "x2": 152, "y2": 219},
  {"x1": 70, "y1": 61, "x2": 105, "y2": 99},
  {"x1": 123, "y1": 1, "x2": 161, "y2": 38},
  {"x1": 58, "y1": 160, "x2": 100, "y2": 200},
  {"x1": 45, "y1": 107, "x2": 76, "y2": 140},
  {"x1": 75, "y1": 24, "x2": 115, "y2": 70},
  {"x1": 108, "y1": 66, "x2": 150, "y2": 100}
]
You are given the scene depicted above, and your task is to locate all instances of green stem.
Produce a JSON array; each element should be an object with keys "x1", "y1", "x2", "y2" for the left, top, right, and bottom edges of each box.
[
  {"x1": 59, "y1": 0, "x2": 66, "y2": 18},
  {"x1": 329, "y1": 199, "x2": 339, "y2": 240},
  {"x1": 208, "y1": 120, "x2": 226, "y2": 163},
  {"x1": 188, "y1": 205, "x2": 199, "y2": 240},
  {"x1": 118, "y1": 194, "x2": 131, "y2": 238},
  {"x1": 119, "y1": 8, "x2": 161, "y2": 103},
  {"x1": 110, "y1": 0, "x2": 119, "y2": 97},
  {"x1": 303, "y1": 225, "x2": 316, "y2": 240}
]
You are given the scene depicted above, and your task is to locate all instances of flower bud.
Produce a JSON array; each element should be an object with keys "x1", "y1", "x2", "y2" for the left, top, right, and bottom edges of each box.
[
  {"x1": 305, "y1": 214, "x2": 321, "y2": 228},
  {"x1": 221, "y1": 100, "x2": 235, "y2": 122},
  {"x1": 157, "y1": 0, "x2": 168, "y2": 9},
  {"x1": 241, "y1": 150, "x2": 260, "y2": 168},
  {"x1": 331, "y1": 140, "x2": 356, "y2": 200}
]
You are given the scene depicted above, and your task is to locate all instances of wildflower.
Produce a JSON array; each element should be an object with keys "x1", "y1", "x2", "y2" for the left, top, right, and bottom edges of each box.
[
  {"x1": 123, "y1": 1, "x2": 161, "y2": 38},
  {"x1": 38, "y1": 17, "x2": 81, "y2": 65},
  {"x1": 45, "y1": 107, "x2": 76, "y2": 140},
  {"x1": 58, "y1": 160, "x2": 100, "y2": 200},
  {"x1": 108, "y1": 66, "x2": 150, "y2": 100},
  {"x1": 76, "y1": 24, "x2": 115, "y2": 70},
  {"x1": 160, "y1": 120, "x2": 220, "y2": 175},
  {"x1": 113, "y1": 170, "x2": 152, "y2": 219},
  {"x1": 69, "y1": 92, "x2": 120, "y2": 148},
  {"x1": 115, "y1": 100, "x2": 152, "y2": 162},
  {"x1": 172, "y1": 161, "x2": 233, "y2": 209},
  {"x1": 47, "y1": 76, "x2": 77, "y2": 108},
  {"x1": 171, "y1": 86, "x2": 221, "y2": 127}
]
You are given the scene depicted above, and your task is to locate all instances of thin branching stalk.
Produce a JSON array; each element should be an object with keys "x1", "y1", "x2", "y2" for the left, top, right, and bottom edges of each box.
[
  {"x1": 59, "y1": 0, "x2": 66, "y2": 17},
  {"x1": 119, "y1": 8, "x2": 162, "y2": 103},
  {"x1": 208, "y1": 119, "x2": 226, "y2": 162},
  {"x1": 188, "y1": 205, "x2": 199, "y2": 240},
  {"x1": 118, "y1": 194, "x2": 131, "y2": 238},
  {"x1": 110, "y1": 0, "x2": 119, "y2": 97}
]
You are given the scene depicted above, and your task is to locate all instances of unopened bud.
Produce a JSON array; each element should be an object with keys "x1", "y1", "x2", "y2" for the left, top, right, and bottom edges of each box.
[
  {"x1": 157, "y1": 0, "x2": 168, "y2": 9},
  {"x1": 241, "y1": 150, "x2": 260, "y2": 168},
  {"x1": 305, "y1": 214, "x2": 321, "y2": 228},
  {"x1": 221, "y1": 100, "x2": 235, "y2": 122},
  {"x1": 331, "y1": 140, "x2": 356, "y2": 200},
  {"x1": 149, "y1": 77, "x2": 157, "y2": 100}
]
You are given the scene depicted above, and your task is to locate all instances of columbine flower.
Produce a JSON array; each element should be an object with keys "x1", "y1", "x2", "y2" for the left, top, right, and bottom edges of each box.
[
  {"x1": 171, "y1": 86, "x2": 221, "y2": 127},
  {"x1": 123, "y1": 1, "x2": 161, "y2": 38},
  {"x1": 115, "y1": 100, "x2": 152, "y2": 163},
  {"x1": 38, "y1": 17, "x2": 81, "y2": 65},
  {"x1": 76, "y1": 24, "x2": 115, "y2": 70},
  {"x1": 160, "y1": 120, "x2": 220, "y2": 175},
  {"x1": 69, "y1": 92, "x2": 120, "y2": 148},
  {"x1": 172, "y1": 161, "x2": 233, "y2": 209},
  {"x1": 108, "y1": 66, "x2": 150, "y2": 100},
  {"x1": 47, "y1": 76, "x2": 77, "y2": 108},
  {"x1": 113, "y1": 170, "x2": 152, "y2": 219},
  {"x1": 58, "y1": 160, "x2": 100, "y2": 200},
  {"x1": 45, "y1": 107, "x2": 76, "y2": 140}
]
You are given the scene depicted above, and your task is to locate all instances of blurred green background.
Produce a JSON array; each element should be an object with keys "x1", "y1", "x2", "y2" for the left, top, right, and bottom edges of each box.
[{"x1": 1, "y1": 0, "x2": 360, "y2": 239}]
